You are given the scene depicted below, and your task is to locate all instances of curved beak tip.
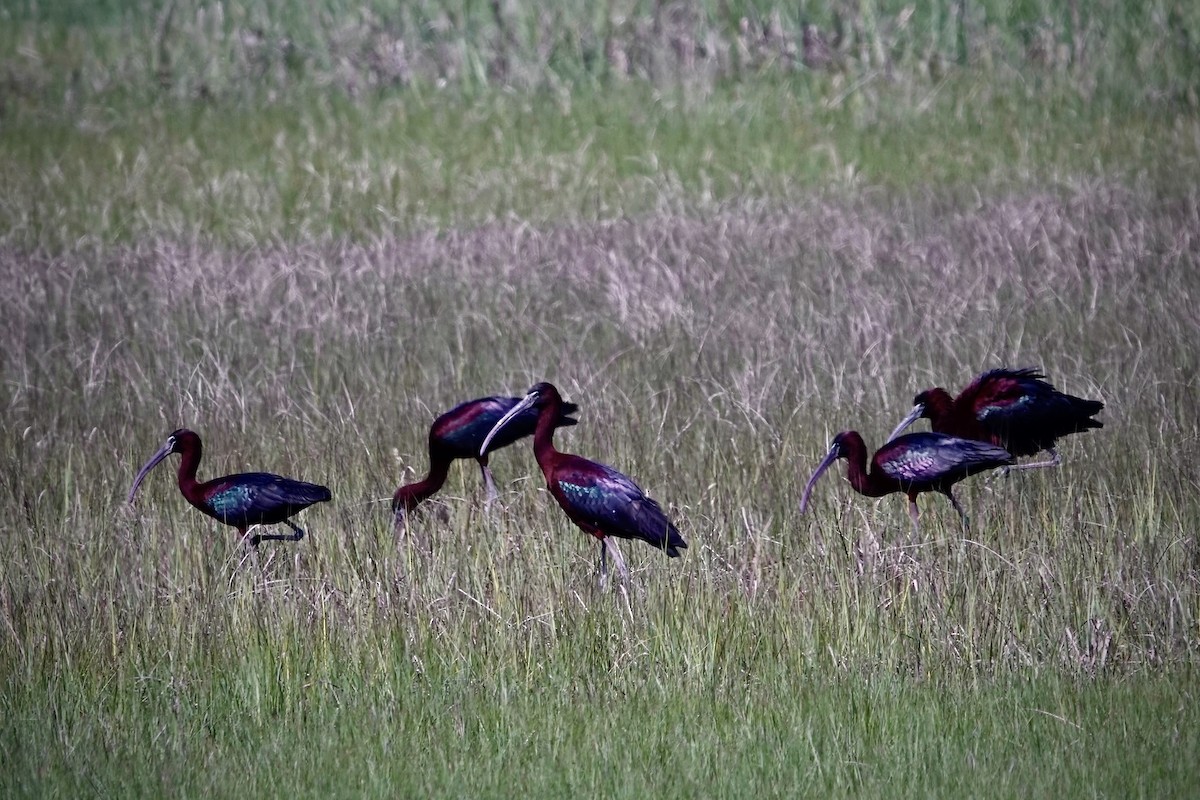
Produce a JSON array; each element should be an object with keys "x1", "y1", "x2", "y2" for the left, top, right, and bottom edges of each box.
[
  {"x1": 799, "y1": 449, "x2": 840, "y2": 515},
  {"x1": 128, "y1": 443, "x2": 172, "y2": 505},
  {"x1": 480, "y1": 392, "x2": 539, "y2": 456},
  {"x1": 888, "y1": 405, "x2": 924, "y2": 442}
]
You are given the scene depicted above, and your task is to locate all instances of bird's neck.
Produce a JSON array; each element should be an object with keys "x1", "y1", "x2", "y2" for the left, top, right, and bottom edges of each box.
[
  {"x1": 393, "y1": 451, "x2": 452, "y2": 512},
  {"x1": 532, "y1": 399, "x2": 563, "y2": 483},
  {"x1": 176, "y1": 444, "x2": 204, "y2": 501},
  {"x1": 853, "y1": 470, "x2": 894, "y2": 498},
  {"x1": 843, "y1": 437, "x2": 894, "y2": 498}
]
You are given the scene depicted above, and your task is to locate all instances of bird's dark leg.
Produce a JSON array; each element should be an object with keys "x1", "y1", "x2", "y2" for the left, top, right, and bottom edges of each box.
[
  {"x1": 604, "y1": 537, "x2": 630, "y2": 583},
  {"x1": 908, "y1": 498, "x2": 921, "y2": 540},
  {"x1": 251, "y1": 520, "x2": 306, "y2": 546},
  {"x1": 946, "y1": 490, "x2": 970, "y2": 531},
  {"x1": 597, "y1": 539, "x2": 608, "y2": 590},
  {"x1": 480, "y1": 461, "x2": 499, "y2": 507},
  {"x1": 1007, "y1": 447, "x2": 1062, "y2": 472},
  {"x1": 989, "y1": 447, "x2": 1061, "y2": 482}
]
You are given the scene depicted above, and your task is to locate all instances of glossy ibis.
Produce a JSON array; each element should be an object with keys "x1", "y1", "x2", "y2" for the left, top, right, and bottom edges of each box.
[
  {"x1": 800, "y1": 431, "x2": 1014, "y2": 535},
  {"x1": 128, "y1": 429, "x2": 331, "y2": 546},
  {"x1": 392, "y1": 395, "x2": 578, "y2": 526},
  {"x1": 479, "y1": 382, "x2": 686, "y2": 584},
  {"x1": 888, "y1": 368, "x2": 1103, "y2": 471}
]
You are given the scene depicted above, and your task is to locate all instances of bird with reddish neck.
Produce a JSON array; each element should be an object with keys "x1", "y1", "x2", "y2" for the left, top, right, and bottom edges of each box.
[
  {"x1": 889, "y1": 368, "x2": 1103, "y2": 472},
  {"x1": 480, "y1": 382, "x2": 686, "y2": 586},
  {"x1": 392, "y1": 394, "x2": 578, "y2": 529},
  {"x1": 128, "y1": 429, "x2": 330, "y2": 546},
  {"x1": 800, "y1": 430, "x2": 1013, "y2": 536}
]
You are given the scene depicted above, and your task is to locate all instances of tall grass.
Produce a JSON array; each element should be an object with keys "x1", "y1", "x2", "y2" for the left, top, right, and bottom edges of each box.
[
  {"x1": 2, "y1": 82, "x2": 1196, "y2": 250},
  {"x1": 2, "y1": 2, "x2": 1198, "y2": 794},
  {"x1": 2, "y1": 180, "x2": 1198, "y2": 795},
  {"x1": 2, "y1": 0, "x2": 1197, "y2": 110}
]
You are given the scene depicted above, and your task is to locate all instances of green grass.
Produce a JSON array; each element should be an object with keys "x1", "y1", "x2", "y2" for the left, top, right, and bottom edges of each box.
[
  {"x1": 2, "y1": 81, "x2": 1197, "y2": 249},
  {"x1": 4, "y1": 0, "x2": 1198, "y2": 107},
  {"x1": 5, "y1": 619, "x2": 1196, "y2": 796},
  {"x1": 3, "y1": 176, "x2": 1199, "y2": 795},
  {"x1": 2, "y1": 0, "x2": 1198, "y2": 247},
  {"x1": 2, "y1": 3, "x2": 1200, "y2": 796}
]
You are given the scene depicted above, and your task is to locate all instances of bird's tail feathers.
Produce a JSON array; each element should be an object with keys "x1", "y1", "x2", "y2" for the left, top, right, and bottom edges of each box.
[
  {"x1": 1070, "y1": 397, "x2": 1105, "y2": 427},
  {"x1": 636, "y1": 497, "x2": 687, "y2": 556},
  {"x1": 663, "y1": 533, "x2": 688, "y2": 558},
  {"x1": 299, "y1": 483, "x2": 333, "y2": 504}
]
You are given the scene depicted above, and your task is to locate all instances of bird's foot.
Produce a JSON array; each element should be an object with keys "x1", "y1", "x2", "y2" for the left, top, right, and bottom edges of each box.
[
  {"x1": 245, "y1": 522, "x2": 305, "y2": 546},
  {"x1": 984, "y1": 466, "x2": 1012, "y2": 485}
]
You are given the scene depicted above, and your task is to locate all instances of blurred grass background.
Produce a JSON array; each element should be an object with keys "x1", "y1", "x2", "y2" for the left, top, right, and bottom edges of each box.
[
  {"x1": 2, "y1": 0, "x2": 1198, "y2": 248},
  {"x1": 2, "y1": 1, "x2": 1198, "y2": 797}
]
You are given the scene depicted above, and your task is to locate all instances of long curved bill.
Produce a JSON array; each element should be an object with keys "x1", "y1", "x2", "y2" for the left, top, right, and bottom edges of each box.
[
  {"x1": 127, "y1": 440, "x2": 174, "y2": 503},
  {"x1": 799, "y1": 445, "x2": 843, "y2": 513},
  {"x1": 886, "y1": 403, "x2": 925, "y2": 443},
  {"x1": 479, "y1": 390, "x2": 539, "y2": 456}
]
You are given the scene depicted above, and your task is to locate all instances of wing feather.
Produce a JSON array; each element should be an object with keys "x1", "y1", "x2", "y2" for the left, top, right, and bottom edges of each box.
[
  {"x1": 552, "y1": 460, "x2": 686, "y2": 556},
  {"x1": 204, "y1": 473, "x2": 330, "y2": 524},
  {"x1": 877, "y1": 433, "x2": 1012, "y2": 485},
  {"x1": 434, "y1": 396, "x2": 579, "y2": 457},
  {"x1": 965, "y1": 369, "x2": 1104, "y2": 454}
]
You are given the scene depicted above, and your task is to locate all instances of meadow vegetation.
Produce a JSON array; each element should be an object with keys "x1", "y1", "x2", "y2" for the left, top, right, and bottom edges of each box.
[{"x1": 2, "y1": 1, "x2": 1199, "y2": 797}]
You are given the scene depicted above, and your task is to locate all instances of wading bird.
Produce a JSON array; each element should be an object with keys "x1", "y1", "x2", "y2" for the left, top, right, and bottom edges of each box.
[
  {"x1": 480, "y1": 382, "x2": 686, "y2": 584},
  {"x1": 888, "y1": 368, "x2": 1103, "y2": 471},
  {"x1": 392, "y1": 395, "x2": 578, "y2": 526},
  {"x1": 128, "y1": 429, "x2": 331, "y2": 546},
  {"x1": 799, "y1": 431, "x2": 1013, "y2": 535}
]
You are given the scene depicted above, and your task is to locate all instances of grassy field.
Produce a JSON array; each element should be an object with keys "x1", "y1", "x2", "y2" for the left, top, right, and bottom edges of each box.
[{"x1": 3, "y1": 1, "x2": 1200, "y2": 797}]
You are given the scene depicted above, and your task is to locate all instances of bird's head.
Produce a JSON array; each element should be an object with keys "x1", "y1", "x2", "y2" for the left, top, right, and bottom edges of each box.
[
  {"x1": 392, "y1": 486, "x2": 418, "y2": 517},
  {"x1": 163, "y1": 428, "x2": 199, "y2": 453},
  {"x1": 828, "y1": 431, "x2": 857, "y2": 457},
  {"x1": 887, "y1": 388, "x2": 949, "y2": 442},
  {"x1": 479, "y1": 381, "x2": 566, "y2": 456},
  {"x1": 524, "y1": 382, "x2": 563, "y2": 406},
  {"x1": 914, "y1": 388, "x2": 954, "y2": 417},
  {"x1": 128, "y1": 428, "x2": 200, "y2": 503},
  {"x1": 798, "y1": 431, "x2": 860, "y2": 513}
]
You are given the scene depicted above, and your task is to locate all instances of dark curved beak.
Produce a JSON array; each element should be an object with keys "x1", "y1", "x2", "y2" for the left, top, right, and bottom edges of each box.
[
  {"x1": 887, "y1": 403, "x2": 925, "y2": 443},
  {"x1": 799, "y1": 444, "x2": 843, "y2": 513},
  {"x1": 128, "y1": 440, "x2": 174, "y2": 503},
  {"x1": 480, "y1": 390, "x2": 539, "y2": 456}
]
